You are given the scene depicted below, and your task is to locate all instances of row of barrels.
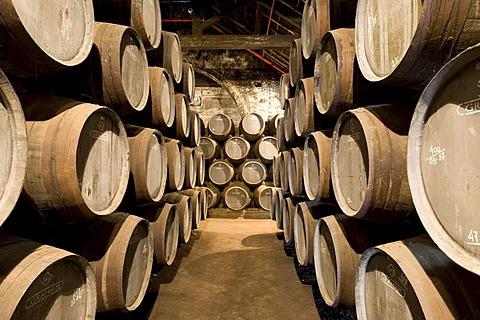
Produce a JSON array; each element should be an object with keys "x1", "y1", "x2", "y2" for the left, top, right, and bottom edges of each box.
[
  {"x1": 274, "y1": 0, "x2": 480, "y2": 319},
  {"x1": 199, "y1": 113, "x2": 279, "y2": 211}
]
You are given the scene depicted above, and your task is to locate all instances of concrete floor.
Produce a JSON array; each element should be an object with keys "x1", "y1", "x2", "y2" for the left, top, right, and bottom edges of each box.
[{"x1": 99, "y1": 210, "x2": 356, "y2": 319}]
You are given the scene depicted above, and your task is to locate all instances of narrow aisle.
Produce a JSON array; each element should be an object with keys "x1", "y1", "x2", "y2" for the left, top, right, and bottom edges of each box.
[{"x1": 149, "y1": 217, "x2": 320, "y2": 319}]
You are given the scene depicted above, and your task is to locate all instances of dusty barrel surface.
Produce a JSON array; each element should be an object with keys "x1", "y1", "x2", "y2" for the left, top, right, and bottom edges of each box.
[
  {"x1": 166, "y1": 93, "x2": 190, "y2": 140},
  {"x1": 288, "y1": 147, "x2": 305, "y2": 197},
  {"x1": 408, "y1": 43, "x2": 480, "y2": 276},
  {"x1": 331, "y1": 104, "x2": 415, "y2": 223},
  {"x1": 274, "y1": 188, "x2": 285, "y2": 230},
  {"x1": 289, "y1": 39, "x2": 304, "y2": 86},
  {"x1": 199, "y1": 136, "x2": 220, "y2": 164},
  {"x1": 23, "y1": 96, "x2": 129, "y2": 222},
  {"x1": 185, "y1": 110, "x2": 201, "y2": 148},
  {"x1": 92, "y1": 0, "x2": 162, "y2": 50},
  {"x1": 355, "y1": 0, "x2": 480, "y2": 88},
  {"x1": 175, "y1": 62, "x2": 196, "y2": 103},
  {"x1": 239, "y1": 159, "x2": 267, "y2": 188},
  {"x1": 279, "y1": 150, "x2": 290, "y2": 194},
  {"x1": 0, "y1": 70, "x2": 27, "y2": 227},
  {"x1": 301, "y1": 0, "x2": 327, "y2": 61},
  {"x1": 194, "y1": 149, "x2": 206, "y2": 186},
  {"x1": 303, "y1": 130, "x2": 333, "y2": 202},
  {"x1": 94, "y1": 22, "x2": 149, "y2": 115},
  {"x1": 165, "y1": 138, "x2": 185, "y2": 192},
  {"x1": 125, "y1": 125, "x2": 167, "y2": 203},
  {"x1": 178, "y1": 189, "x2": 201, "y2": 230},
  {"x1": 161, "y1": 193, "x2": 192, "y2": 244},
  {"x1": 276, "y1": 116, "x2": 286, "y2": 152},
  {"x1": 223, "y1": 182, "x2": 252, "y2": 211},
  {"x1": 224, "y1": 136, "x2": 251, "y2": 165},
  {"x1": 148, "y1": 31, "x2": 183, "y2": 84},
  {"x1": 283, "y1": 196, "x2": 301, "y2": 244},
  {"x1": 239, "y1": 113, "x2": 265, "y2": 142},
  {"x1": 294, "y1": 77, "x2": 316, "y2": 138},
  {"x1": 253, "y1": 185, "x2": 273, "y2": 211},
  {"x1": 0, "y1": 0, "x2": 95, "y2": 76},
  {"x1": 136, "y1": 203, "x2": 179, "y2": 267},
  {"x1": 283, "y1": 98, "x2": 297, "y2": 143},
  {"x1": 0, "y1": 234, "x2": 97, "y2": 319},
  {"x1": 356, "y1": 236, "x2": 480, "y2": 320},
  {"x1": 208, "y1": 160, "x2": 235, "y2": 188},
  {"x1": 183, "y1": 147, "x2": 197, "y2": 189},
  {"x1": 208, "y1": 113, "x2": 235, "y2": 142},
  {"x1": 278, "y1": 73, "x2": 292, "y2": 109},
  {"x1": 254, "y1": 136, "x2": 278, "y2": 165},
  {"x1": 314, "y1": 28, "x2": 355, "y2": 118},
  {"x1": 272, "y1": 154, "x2": 282, "y2": 188}
]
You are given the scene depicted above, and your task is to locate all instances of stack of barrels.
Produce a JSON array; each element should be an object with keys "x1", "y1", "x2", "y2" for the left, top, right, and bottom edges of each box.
[
  {"x1": 200, "y1": 112, "x2": 279, "y2": 212},
  {"x1": 0, "y1": 0, "x2": 209, "y2": 317},
  {"x1": 276, "y1": 0, "x2": 480, "y2": 319}
]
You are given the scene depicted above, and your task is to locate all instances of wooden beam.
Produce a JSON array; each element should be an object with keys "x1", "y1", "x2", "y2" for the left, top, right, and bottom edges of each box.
[{"x1": 179, "y1": 35, "x2": 298, "y2": 50}]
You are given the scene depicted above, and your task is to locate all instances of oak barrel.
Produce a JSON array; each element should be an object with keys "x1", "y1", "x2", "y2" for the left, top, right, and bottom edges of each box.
[
  {"x1": 194, "y1": 186, "x2": 209, "y2": 220},
  {"x1": 253, "y1": 185, "x2": 273, "y2": 211},
  {"x1": 0, "y1": 234, "x2": 96, "y2": 319},
  {"x1": 288, "y1": 147, "x2": 305, "y2": 197},
  {"x1": 200, "y1": 136, "x2": 220, "y2": 164},
  {"x1": 0, "y1": 69, "x2": 27, "y2": 227},
  {"x1": 165, "y1": 138, "x2": 186, "y2": 192},
  {"x1": 223, "y1": 182, "x2": 252, "y2": 211},
  {"x1": 294, "y1": 77, "x2": 316, "y2": 138},
  {"x1": 136, "y1": 203, "x2": 179, "y2": 266},
  {"x1": 161, "y1": 193, "x2": 192, "y2": 244},
  {"x1": 279, "y1": 150, "x2": 290, "y2": 194},
  {"x1": 194, "y1": 149, "x2": 206, "y2": 186},
  {"x1": 183, "y1": 147, "x2": 197, "y2": 189},
  {"x1": 92, "y1": 0, "x2": 162, "y2": 50},
  {"x1": 355, "y1": 0, "x2": 480, "y2": 88},
  {"x1": 94, "y1": 22, "x2": 149, "y2": 116},
  {"x1": 178, "y1": 189, "x2": 202, "y2": 230},
  {"x1": 185, "y1": 110, "x2": 201, "y2": 148},
  {"x1": 272, "y1": 154, "x2": 282, "y2": 188},
  {"x1": 23, "y1": 96, "x2": 129, "y2": 222},
  {"x1": 239, "y1": 113, "x2": 265, "y2": 142},
  {"x1": 166, "y1": 93, "x2": 190, "y2": 140},
  {"x1": 408, "y1": 43, "x2": 480, "y2": 275},
  {"x1": 205, "y1": 181, "x2": 221, "y2": 209},
  {"x1": 143, "y1": 67, "x2": 175, "y2": 129},
  {"x1": 147, "y1": 31, "x2": 183, "y2": 84},
  {"x1": 331, "y1": 104, "x2": 415, "y2": 223},
  {"x1": 0, "y1": 0, "x2": 94, "y2": 76},
  {"x1": 224, "y1": 136, "x2": 251, "y2": 165},
  {"x1": 283, "y1": 196, "x2": 300, "y2": 244},
  {"x1": 275, "y1": 116, "x2": 286, "y2": 152},
  {"x1": 208, "y1": 113, "x2": 235, "y2": 142},
  {"x1": 356, "y1": 236, "x2": 480, "y2": 320},
  {"x1": 301, "y1": 0, "x2": 326, "y2": 61},
  {"x1": 239, "y1": 159, "x2": 267, "y2": 188},
  {"x1": 289, "y1": 39, "x2": 304, "y2": 87},
  {"x1": 314, "y1": 28, "x2": 355, "y2": 118},
  {"x1": 125, "y1": 125, "x2": 167, "y2": 203},
  {"x1": 303, "y1": 130, "x2": 333, "y2": 202},
  {"x1": 254, "y1": 136, "x2": 278, "y2": 165},
  {"x1": 274, "y1": 188, "x2": 285, "y2": 230},
  {"x1": 278, "y1": 73, "x2": 292, "y2": 109},
  {"x1": 175, "y1": 62, "x2": 196, "y2": 103},
  {"x1": 208, "y1": 160, "x2": 235, "y2": 188}
]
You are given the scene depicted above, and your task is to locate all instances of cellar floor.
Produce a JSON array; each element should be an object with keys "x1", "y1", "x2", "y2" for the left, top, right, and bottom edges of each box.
[{"x1": 99, "y1": 210, "x2": 356, "y2": 320}]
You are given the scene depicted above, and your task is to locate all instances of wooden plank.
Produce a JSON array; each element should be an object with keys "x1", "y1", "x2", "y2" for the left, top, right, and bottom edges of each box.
[{"x1": 179, "y1": 35, "x2": 298, "y2": 50}]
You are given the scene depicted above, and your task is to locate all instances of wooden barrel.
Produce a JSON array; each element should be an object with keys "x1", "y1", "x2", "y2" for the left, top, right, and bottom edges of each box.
[
  {"x1": 274, "y1": 188, "x2": 285, "y2": 230},
  {"x1": 356, "y1": 236, "x2": 480, "y2": 320},
  {"x1": 253, "y1": 185, "x2": 273, "y2": 211},
  {"x1": 125, "y1": 125, "x2": 167, "y2": 203},
  {"x1": 254, "y1": 136, "x2": 278, "y2": 165},
  {"x1": 165, "y1": 138, "x2": 185, "y2": 192},
  {"x1": 239, "y1": 159, "x2": 267, "y2": 188},
  {"x1": 408, "y1": 43, "x2": 480, "y2": 276},
  {"x1": 208, "y1": 159, "x2": 235, "y2": 188},
  {"x1": 161, "y1": 193, "x2": 192, "y2": 244},
  {"x1": 269, "y1": 187, "x2": 280, "y2": 220},
  {"x1": 267, "y1": 113, "x2": 280, "y2": 136},
  {"x1": 223, "y1": 182, "x2": 252, "y2": 211},
  {"x1": 185, "y1": 110, "x2": 201, "y2": 148},
  {"x1": 283, "y1": 196, "x2": 300, "y2": 244},
  {"x1": 166, "y1": 93, "x2": 190, "y2": 140},
  {"x1": 175, "y1": 62, "x2": 196, "y2": 103},
  {"x1": 194, "y1": 149, "x2": 206, "y2": 186},
  {"x1": 276, "y1": 116, "x2": 286, "y2": 152},
  {"x1": 0, "y1": 70, "x2": 27, "y2": 227},
  {"x1": 23, "y1": 96, "x2": 129, "y2": 222},
  {"x1": 303, "y1": 130, "x2": 333, "y2": 202},
  {"x1": 146, "y1": 67, "x2": 175, "y2": 129},
  {"x1": 288, "y1": 147, "x2": 305, "y2": 197},
  {"x1": 294, "y1": 201, "x2": 337, "y2": 266},
  {"x1": 199, "y1": 136, "x2": 220, "y2": 164},
  {"x1": 301, "y1": 0, "x2": 324, "y2": 61},
  {"x1": 0, "y1": 234, "x2": 96, "y2": 319},
  {"x1": 136, "y1": 203, "x2": 179, "y2": 266},
  {"x1": 331, "y1": 104, "x2": 415, "y2": 223},
  {"x1": 283, "y1": 98, "x2": 296, "y2": 143},
  {"x1": 208, "y1": 113, "x2": 235, "y2": 142},
  {"x1": 239, "y1": 113, "x2": 265, "y2": 142},
  {"x1": 92, "y1": 0, "x2": 162, "y2": 50},
  {"x1": 279, "y1": 151, "x2": 290, "y2": 194},
  {"x1": 194, "y1": 186, "x2": 209, "y2": 220},
  {"x1": 355, "y1": 0, "x2": 480, "y2": 88},
  {"x1": 178, "y1": 189, "x2": 201, "y2": 230},
  {"x1": 93, "y1": 22, "x2": 149, "y2": 116},
  {"x1": 272, "y1": 154, "x2": 282, "y2": 188},
  {"x1": 0, "y1": 0, "x2": 94, "y2": 76},
  {"x1": 313, "y1": 214, "x2": 423, "y2": 309},
  {"x1": 289, "y1": 39, "x2": 304, "y2": 87},
  {"x1": 314, "y1": 28, "x2": 355, "y2": 118},
  {"x1": 224, "y1": 136, "x2": 251, "y2": 165},
  {"x1": 183, "y1": 147, "x2": 197, "y2": 189},
  {"x1": 278, "y1": 73, "x2": 292, "y2": 109},
  {"x1": 294, "y1": 77, "x2": 316, "y2": 138},
  {"x1": 205, "y1": 181, "x2": 221, "y2": 209},
  {"x1": 147, "y1": 31, "x2": 183, "y2": 84}
]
